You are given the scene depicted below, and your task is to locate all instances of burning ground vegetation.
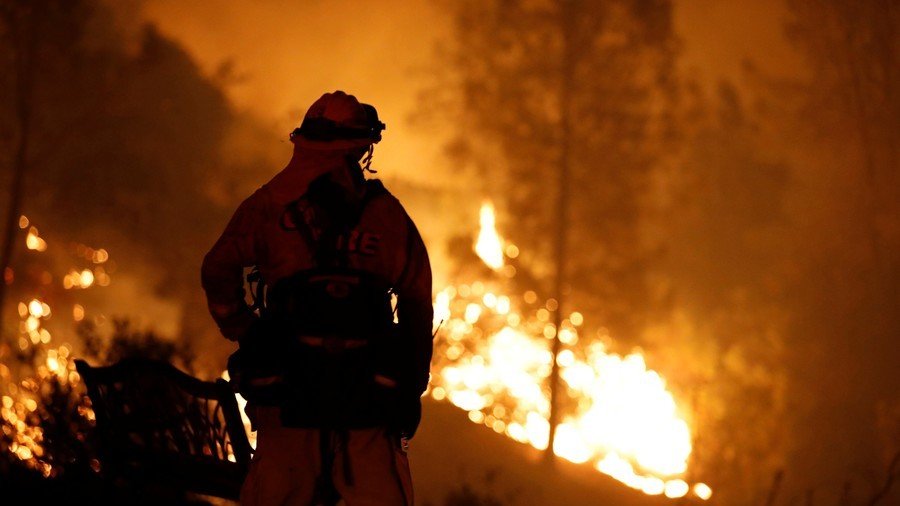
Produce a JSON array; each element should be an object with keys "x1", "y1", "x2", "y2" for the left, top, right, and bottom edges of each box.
[
  {"x1": 0, "y1": 215, "x2": 193, "y2": 491},
  {"x1": 0, "y1": 207, "x2": 711, "y2": 502},
  {"x1": 0, "y1": 216, "x2": 103, "y2": 479},
  {"x1": 425, "y1": 203, "x2": 711, "y2": 501}
]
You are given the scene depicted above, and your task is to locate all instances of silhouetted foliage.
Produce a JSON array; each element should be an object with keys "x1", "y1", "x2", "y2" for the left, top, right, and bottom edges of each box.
[
  {"x1": 79, "y1": 319, "x2": 194, "y2": 371},
  {"x1": 0, "y1": 318, "x2": 206, "y2": 504}
]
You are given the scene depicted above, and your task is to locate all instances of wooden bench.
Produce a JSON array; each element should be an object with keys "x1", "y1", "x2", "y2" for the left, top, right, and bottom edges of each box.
[{"x1": 74, "y1": 358, "x2": 252, "y2": 501}]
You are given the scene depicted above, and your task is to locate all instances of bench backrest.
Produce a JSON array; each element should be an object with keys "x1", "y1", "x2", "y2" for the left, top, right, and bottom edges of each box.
[{"x1": 75, "y1": 358, "x2": 252, "y2": 500}]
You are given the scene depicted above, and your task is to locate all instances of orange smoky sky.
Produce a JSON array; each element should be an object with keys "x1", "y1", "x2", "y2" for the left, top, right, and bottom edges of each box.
[
  {"x1": 138, "y1": 0, "x2": 802, "y2": 181},
  {"x1": 138, "y1": 0, "x2": 450, "y2": 188}
]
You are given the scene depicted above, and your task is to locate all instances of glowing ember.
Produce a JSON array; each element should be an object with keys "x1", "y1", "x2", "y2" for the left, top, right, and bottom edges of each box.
[
  {"x1": 64, "y1": 268, "x2": 98, "y2": 289},
  {"x1": 92, "y1": 248, "x2": 109, "y2": 264},
  {"x1": 17, "y1": 298, "x2": 53, "y2": 348},
  {"x1": 1, "y1": 222, "x2": 100, "y2": 476},
  {"x1": 0, "y1": 326, "x2": 86, "y2": 477},
  {"x1": 26, "y1": 226, "x2": 48, "y2": 252},
  {"x1": 474, "y1": 202, "x2": 505, "y2": 270},
  {"x1": 693, "y1": 482, "x2": 713, "y2": 500},
  {"x1": 664, "y1": 479, "x2": 690, "y2": 498},
  {"x1": 59, "y1": 241, "x2": 113, "y2": 289},
  {"x1": 28, "y1": 299, "x2": 46, "y2": 318}
]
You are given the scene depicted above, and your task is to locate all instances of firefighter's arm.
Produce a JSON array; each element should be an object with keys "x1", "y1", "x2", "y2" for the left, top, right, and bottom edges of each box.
[
  {"x1": 394, "y1": 215, "x2": 434, "y2": 399},
  {"x1": 201, "y1": 193, "x2": 261, "y2": 341}
]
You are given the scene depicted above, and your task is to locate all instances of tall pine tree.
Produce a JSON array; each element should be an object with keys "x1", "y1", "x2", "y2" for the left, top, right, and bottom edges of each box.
[
  {"x1": 433, "y1": 0, "x2": 679, "y2": 456},
  {"x1": 436, "y1": 0, "x2": 678, "y2": 341}
]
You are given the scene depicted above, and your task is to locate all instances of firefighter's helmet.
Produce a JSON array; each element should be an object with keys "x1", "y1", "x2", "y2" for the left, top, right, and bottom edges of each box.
[{"x1": 290, "y1": 91, "x2": 385, "y2": 150}]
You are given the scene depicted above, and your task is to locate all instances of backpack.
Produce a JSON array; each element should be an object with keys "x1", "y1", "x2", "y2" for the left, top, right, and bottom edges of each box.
[{"x1": 239, "y1": 176, "x2": 400, "y2": 428}]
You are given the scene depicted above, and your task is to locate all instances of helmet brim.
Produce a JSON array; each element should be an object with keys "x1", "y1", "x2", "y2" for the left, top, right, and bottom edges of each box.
[{"x1": 292, "y1": 136, "x2": 377, "y2": 151}]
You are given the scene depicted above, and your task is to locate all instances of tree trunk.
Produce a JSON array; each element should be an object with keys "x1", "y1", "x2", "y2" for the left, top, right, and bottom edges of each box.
[
  {"x1": 0, "y1": 5, "x2": 36, "y2": 337},
  {"x1": 545, "y1": 0, "x2": 576, "y2": 463}
]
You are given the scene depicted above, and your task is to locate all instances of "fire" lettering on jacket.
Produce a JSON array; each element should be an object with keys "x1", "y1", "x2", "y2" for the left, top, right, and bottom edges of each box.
[{"x1": 335, "y1": 230, "x2": 380, "y2": 256}]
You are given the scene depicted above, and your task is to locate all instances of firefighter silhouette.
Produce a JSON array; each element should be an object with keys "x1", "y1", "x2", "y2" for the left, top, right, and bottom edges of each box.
[{"x1": 202, "y1": 91, "x2": 433, "y2": 506}]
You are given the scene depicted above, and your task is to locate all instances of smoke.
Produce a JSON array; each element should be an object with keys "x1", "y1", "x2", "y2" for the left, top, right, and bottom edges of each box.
[
  {"x1": 673, "y1": 0, "x2": 805, "y2": 84},
  {"x1": 137, "y1": 0, "x2": 451, "y2": 186}
]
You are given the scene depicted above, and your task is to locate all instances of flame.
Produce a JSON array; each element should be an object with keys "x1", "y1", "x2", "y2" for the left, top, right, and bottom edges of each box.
[
  {"x1": 474, "y1": 202, "x2": 505, "y2": 270},
  {"x1": 426, "y1": 204, "x2": 712, "y2": 500},
  {"x1": 431, "y1": 286, "x2": 710, "y2": 498},
  {"x1": 221, "y1": 370, "x2": 258, "y2": 452}
]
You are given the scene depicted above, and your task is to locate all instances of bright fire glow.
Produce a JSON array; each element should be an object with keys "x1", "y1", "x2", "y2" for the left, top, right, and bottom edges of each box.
[
  {"x1": 474, "y1": 202, "x2": 505, "y2": 270},
  {"x1": 64, "y1": 268, "x2": 96, "y2": 289},
  {"x1": 221, "y1": 370, "x2": 258, "y2": 452},
  {"x1": 693, "y1": 482, "x2": 713, "y2": 500},
  {"x1": 1, "y1": 223, "x2": 102, "y2": 477},
  {"x1": 2, "y1": 295, "x2": 84, "y2": 478},
  {"x1": 431, "y1": 290, "x2": 698, "y2": 490},
  {"x1": 427, "y1": 204, "x2": 711, "y2": 500},
  {"x1": 26, "y1": 227, "x2": 48, "y2": 252}
]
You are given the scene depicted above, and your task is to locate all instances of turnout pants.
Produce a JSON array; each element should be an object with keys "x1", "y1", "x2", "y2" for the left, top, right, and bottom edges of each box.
[{"x1": 240, "y1": 407, "x2": 413, "y2": 506}]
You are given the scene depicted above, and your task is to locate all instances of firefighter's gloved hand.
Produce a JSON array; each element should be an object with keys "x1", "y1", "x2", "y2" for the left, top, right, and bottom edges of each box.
[
  {"x1": 228, "y1": 318, "x2": 288, "y2": 406},
  {"x1": 388, "y1": 392, "x2": 422, "y2": 439},
  {"x1": 375, "y1": 375, "x2": 422, "y2": 439},
  {"x1": 393, "y1": 394, "x2": 422, "y2": 439}
]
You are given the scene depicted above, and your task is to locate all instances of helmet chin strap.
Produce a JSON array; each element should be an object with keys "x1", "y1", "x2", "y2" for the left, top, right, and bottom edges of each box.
[{"x1": 361, "y1": 145, "x2": 377, "y2": 174}]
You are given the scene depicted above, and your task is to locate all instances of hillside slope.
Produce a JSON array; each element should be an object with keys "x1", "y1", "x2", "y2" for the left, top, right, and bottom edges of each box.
[{"x1": 410, "y1": 400, "x2": 681, "y2": 506}]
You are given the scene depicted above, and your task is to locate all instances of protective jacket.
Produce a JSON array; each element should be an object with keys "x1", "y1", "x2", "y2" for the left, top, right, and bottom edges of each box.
[{"x1": 201, "y1": 152, "x2": 433, "y2": 433}]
